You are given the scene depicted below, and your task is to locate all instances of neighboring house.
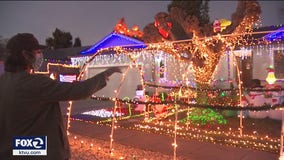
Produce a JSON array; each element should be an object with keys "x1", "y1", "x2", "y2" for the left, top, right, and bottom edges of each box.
[
  {"x1": 40, "y1": 46, "x2": 89, "y2": 81},
  {"x1": 42, "y1": 46, "x2": 90, "y2": 71}
]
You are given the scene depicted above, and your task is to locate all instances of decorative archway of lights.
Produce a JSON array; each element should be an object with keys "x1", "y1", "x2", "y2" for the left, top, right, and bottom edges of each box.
[{"x1": 66, "y1": 32, "x2": 284, "y2": 159}]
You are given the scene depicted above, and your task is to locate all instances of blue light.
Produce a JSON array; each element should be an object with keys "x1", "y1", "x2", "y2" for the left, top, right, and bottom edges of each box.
[
  {"x1": 81, "y1": 32, "x2": 146, "y2": 55},
  {"x1": 264, "y1": 26, "x2": 284, "y2": 42}
]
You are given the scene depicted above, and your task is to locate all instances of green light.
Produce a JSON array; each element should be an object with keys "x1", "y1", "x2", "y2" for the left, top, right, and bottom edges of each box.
[{"x1": 181, "y1": 108, "x2": 227, "y2": 125}]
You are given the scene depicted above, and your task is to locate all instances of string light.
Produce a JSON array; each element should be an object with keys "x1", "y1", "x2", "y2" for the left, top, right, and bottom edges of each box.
[
  {"x1": 54, "y1": 18, "x2": 284, "y2": 158},
  {"x1": 66, "y1": 101, "x2": 72, "y2": 135}
]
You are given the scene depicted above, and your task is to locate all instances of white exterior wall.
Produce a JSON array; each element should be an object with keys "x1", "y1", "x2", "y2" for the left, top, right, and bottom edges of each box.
[
  {"x1": 214, "y1": 43, "x2": 284, "y2": 86},
  {"x1": 252, "y1": 44, "x2": 284, "y2": 82},
  {"x1": 87, "y1": 64, "x2": 142, "y2": 99},
  {"x1": 252, "y1": 48, "x2": 273, "y2": 81},
  {"x1": 212, "y1": 53, "x2": 236, "y2": 88}
]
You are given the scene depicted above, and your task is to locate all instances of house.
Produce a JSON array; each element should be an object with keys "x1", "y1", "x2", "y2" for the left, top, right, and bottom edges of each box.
[
  {"x1": 207, "y1": 25, "x2": 284, "y2": 88},
  {"x1": 236, "y1": 25, "x2": 284, "y2": 87},
  {"x1": 40, "y1": 46, "x2": 90, "y2": 81},
  {"x1": 43, "y1": 25, "x2": 284, "y2": 98}
]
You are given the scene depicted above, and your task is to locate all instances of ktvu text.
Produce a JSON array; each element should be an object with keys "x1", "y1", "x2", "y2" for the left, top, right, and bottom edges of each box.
[{"x1": 13, "y1": 136, "x2": 47, "y2": 156}]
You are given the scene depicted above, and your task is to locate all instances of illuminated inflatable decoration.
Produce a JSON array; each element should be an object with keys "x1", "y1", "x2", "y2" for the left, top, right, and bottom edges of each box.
[
  {"x1": 213, "y1": 19, "x2": 221, "y2": 33},
  {"x1": 213, "y1": 19, "x2": 231, "y2": 33},
  {"x1": 154, "y1": 20, "x2": 172, "y2": 38},
  {"x1": 114, "y1": 18, "x2": 143, "y2": 38},
  {"x1": 266, "y1": 67, "x2": 277, "y2": 85},
  {"x1": 219, "y1": 19, "x2": 231, "y2": 31}
]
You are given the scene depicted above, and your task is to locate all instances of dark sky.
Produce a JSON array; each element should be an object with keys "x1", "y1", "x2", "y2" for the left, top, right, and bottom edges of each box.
[{"x1": 0, "y1": 1, "x2": 283, "y2": 46}]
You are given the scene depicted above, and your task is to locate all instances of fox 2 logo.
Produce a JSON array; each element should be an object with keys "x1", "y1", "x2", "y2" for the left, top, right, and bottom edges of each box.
[{"x1": 13, "y1": 136, "x2": 47, "y2": 150}]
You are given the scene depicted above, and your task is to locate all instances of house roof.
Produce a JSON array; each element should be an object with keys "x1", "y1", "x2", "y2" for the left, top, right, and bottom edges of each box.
[
  {"x1": 42, "y1": 25, "x2": 283, "y2": 62},
  {"x1": 251, "y1": 25, "x2": 284, "y2": 41},
  {"x1": 263, "y1": 26, "x2": 284, "y2": 41},
  {"x1": 80, "y1": 32, "x2": 146, "y2": 55},
  {"x1": 238, "y1": 25, "x2": 284, "y2": 46}
]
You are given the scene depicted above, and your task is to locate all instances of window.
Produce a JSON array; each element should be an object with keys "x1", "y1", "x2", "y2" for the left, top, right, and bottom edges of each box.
[
  {"x1": 274, "y1": 50, "x2": 284, "y2": 79},
  {"x1": 59, "y1": 74, "x2": 77, "y2": 82}
]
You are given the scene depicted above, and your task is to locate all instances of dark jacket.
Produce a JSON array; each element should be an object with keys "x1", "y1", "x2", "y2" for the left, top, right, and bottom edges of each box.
[{"x1": 0, "y1": 71, "x2": 107, "y2": 160}]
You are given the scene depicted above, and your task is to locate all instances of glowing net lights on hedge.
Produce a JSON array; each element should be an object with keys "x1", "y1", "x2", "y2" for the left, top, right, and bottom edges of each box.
[
  {"x1": 181, "y1": 108, "x2": 227, "y2": 125},
  {"x1": 82, "y1": 109, "x2": 125, "y2": 118}
]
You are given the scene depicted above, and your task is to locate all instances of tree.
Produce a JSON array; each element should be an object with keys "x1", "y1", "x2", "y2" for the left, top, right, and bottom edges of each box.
[
  {"x1": 143, "y1": 23, "x2": 164, "y2": 43},
  {"x1": 168, "y1": 0, "x2": 210, "y2": 27},
  {"x1": 45, "y1": 28, "x2": 73, "y2": 49},
  {"x1": 73, "y1": 37, "x2": 82, "y2": 47},
  {"x1": 143, "y1": 12, "x2": 189, "y2": 43},
  {"x1": 142, "y1": 0, "x2": 261, "y2": 85}
]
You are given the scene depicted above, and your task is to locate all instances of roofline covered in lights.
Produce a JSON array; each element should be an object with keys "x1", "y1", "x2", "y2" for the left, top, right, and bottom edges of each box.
[
  {"x1": 80, "y1": 32, "x2": 147, "y2": 55},
  {"x1": 264, "y1": 26, "x2": 284, "y2": 42}
]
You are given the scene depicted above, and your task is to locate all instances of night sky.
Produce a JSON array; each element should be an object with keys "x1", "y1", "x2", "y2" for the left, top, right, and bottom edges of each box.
[{"x1": 0, "y1": 1, "x2": 283, "y2": 46}]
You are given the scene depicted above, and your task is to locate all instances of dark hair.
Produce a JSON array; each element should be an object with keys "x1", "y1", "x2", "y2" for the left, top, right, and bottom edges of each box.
[
  {"x1": 4, "y1": 33, "x2": 45, "y2": 72},
  {"x1": 4, "y1": 52, "x2": 31, "y2": 72}
]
